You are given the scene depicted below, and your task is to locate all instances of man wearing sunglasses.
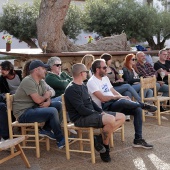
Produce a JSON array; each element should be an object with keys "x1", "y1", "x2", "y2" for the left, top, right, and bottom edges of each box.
[
  {"x1": 45, "y1": 57, "x2": 72, "y2": 99},
  {"x1": 87, "y1": 59, "x2": 157, "y2": 149}
]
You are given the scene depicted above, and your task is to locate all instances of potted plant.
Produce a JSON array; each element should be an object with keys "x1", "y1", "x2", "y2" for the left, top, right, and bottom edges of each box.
[{"x1": 2, "y1": 35, "x2": 12, "y2": 52}]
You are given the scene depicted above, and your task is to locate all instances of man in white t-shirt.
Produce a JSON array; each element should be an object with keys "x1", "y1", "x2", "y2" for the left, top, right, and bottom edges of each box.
[{"x1": 87, "y1": 59, "x2": 157, "y2": 149}]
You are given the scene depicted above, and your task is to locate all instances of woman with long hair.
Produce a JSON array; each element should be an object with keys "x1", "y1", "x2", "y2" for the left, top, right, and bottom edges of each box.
[
  {"x1": 123, "y1": 53, "x2": 153, "y2": 98},
  {"x1": 81, "y1": 54, "x2": 95, "y2": 79}
]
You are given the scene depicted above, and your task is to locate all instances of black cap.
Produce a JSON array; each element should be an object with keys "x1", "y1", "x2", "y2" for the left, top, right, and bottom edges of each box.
[{"x1": 29, "y1": 60, "x2": 49, "y2": 71}]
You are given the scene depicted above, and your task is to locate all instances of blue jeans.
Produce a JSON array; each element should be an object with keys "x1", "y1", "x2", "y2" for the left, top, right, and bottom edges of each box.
[
  {"x1": 156, "y1": 83, "x2": 169, "y2": 96},
  {"x1": 50, "y1": 97, "x2": 62, "y2": 123},
  {"x1": 0, "y1": 103, "x2": 9, "y2": 139},
  {"x1": 18, "y1": 107, "x2": 64, "y2": 142},
  {"x1": 114, "y1": 84, "x2": 141, "y2": 102},
  {"x1": 102, "y1": 99, "x2": 142, "y2": 139},
  {"x1": 132, "y1": 83, "x2": 153, "y2": 98}
]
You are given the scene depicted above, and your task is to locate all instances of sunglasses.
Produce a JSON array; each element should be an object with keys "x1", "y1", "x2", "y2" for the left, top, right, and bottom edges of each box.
[
  {"x1": 131, "y1": 58, "x2": 137, "y2": 61},
  {"x1": 54, "y1": 64, "x2": 62, "y2": 67},
  {"x1": 98, "y1": 66, "x2": 107, "y2": 70}
]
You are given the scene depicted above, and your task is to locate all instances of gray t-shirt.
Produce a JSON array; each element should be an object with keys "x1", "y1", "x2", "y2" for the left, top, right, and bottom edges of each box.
[{"x1": 13, "y1": 75, "x2": 46, "y2": 119}]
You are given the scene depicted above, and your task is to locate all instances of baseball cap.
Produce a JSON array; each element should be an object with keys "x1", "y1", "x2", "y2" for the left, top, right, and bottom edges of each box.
[{"x1": 29, "y1": 60, "x2": 49, "y2": 71}]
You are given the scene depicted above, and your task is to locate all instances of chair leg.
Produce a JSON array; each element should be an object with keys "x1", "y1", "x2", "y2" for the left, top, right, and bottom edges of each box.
[
  {"x1": 15, "y1": 144, "x2": 31, "y2": 168},
  {"x1": 46, "y1": 138, "x2": 50, "y2": 151},
  {"x1": 142, "y1": 110, "x2": 145, "y2": 122},
  {"x1": 34, "y1": 123, "x2": 40, "y2": 158},
  {"x1": 65, "y1": 129, "x2": 70, "y2": 160},
  {"x1": 78, "y1": 130, "x2": 83, "y2": 151},
  {"x1": 157, "y1": 102, "x2": 161, "y2": 125},
  {"x1": 89, "y1": 128, "x2": 95, "y2": 164},
  {"x1": 21, "y1": 127, "x2": 26, "y2": 146},
  {"x1": 121, "y1": 124, "x2": 125, "y2": 142}
]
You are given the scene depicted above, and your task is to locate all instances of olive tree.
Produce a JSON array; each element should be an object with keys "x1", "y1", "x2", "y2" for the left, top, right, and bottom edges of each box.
[{"x1": 82, "y1": 0, "x2": 170, "y2": 49}]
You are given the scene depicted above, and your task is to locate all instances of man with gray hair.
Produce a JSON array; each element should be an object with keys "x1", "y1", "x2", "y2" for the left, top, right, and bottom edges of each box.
[
  {"x1": 65, "y1": 63, "x2": 125, "y2": 162},
  {"x1": 45, "y1": 56, "x2": 72, "y2": 98}
]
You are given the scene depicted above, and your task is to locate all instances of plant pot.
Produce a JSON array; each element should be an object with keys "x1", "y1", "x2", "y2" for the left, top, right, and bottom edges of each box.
[{"x1": 6, "y1": 43, "x2": 11, "y2": 52}]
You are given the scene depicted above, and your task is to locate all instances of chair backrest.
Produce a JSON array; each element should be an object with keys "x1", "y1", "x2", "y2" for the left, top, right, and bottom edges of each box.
[
  {"x1": 168, "y1": 74, "x2": 170, "y2": 97},
  {"x1": 6, "y1": 93, "x2": 14, "y2": 140},
  {"x1": 140, "y1": 76, "x2": 157, "y2": 99},
  {"x1": 61, "y1": 94, "x2": 69, "y2": 131}
]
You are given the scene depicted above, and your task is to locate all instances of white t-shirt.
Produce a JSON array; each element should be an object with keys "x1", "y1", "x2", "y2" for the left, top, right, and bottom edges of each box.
[{"x1": 87, "y1": 75, "x2": 114, "y2": 108}]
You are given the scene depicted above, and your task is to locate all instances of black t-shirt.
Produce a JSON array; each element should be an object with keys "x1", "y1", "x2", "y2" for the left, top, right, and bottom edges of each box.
[
  {"x1": 64, "y1": 82, "x2": 102, "y2": 122},
  {"x1": 154, "y1": 60, "x2": 170, "y2": 84}
]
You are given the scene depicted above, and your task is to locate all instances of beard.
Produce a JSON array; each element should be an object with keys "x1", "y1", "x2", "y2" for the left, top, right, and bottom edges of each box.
[{"x1": 99, "y1": 71, "x2": 106, "y2": 77}]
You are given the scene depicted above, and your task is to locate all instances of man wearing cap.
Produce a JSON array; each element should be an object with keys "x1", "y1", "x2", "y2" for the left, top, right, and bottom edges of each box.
[
  {"x1": 65, "y1": 63, "x2": 125, "y2": 162},
  {"x1": 13, "y1": 60, "x2": 65, "y2": 149}
]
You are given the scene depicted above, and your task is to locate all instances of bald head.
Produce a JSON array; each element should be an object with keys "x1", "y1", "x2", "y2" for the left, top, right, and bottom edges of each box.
[{"x1": 72, "y1": 63, "x2": 88, "y2": 77}]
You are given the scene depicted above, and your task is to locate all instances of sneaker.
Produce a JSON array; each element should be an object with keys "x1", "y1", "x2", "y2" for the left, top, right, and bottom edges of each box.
[
  {"x1": 94, "y1": 135, "x2": 106, "y2": 153},
  {"x1": 133, "y1": 139, "x2": 153, "y2": 149},
  {"x1": 100, "y1": 148, "x2": 111, "y2": 162},
  {"x1": 145, "y1": 112, "x2": 154, "y2": 116},
  {"x1": 39, "y1": 129, "x2": 56, "y2": 140},
  {"x1": 68, "y1": 129, "x2": 77, "y2": 135},
  {"x1": 141, "y1": 103, "x2": 157, "y2": 112},
  {"x1": 57, "y1": 137, "x2": 65, "y2": 149},
  {"x1": 125, "y1": 115, "x2": 130, "y2": 121}
]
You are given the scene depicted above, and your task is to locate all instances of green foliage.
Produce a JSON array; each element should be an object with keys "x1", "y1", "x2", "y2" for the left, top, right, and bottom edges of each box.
[
  {"x1": 63, "y1": 4, "x2": 83, "y2": 40},
  {"x1": 82, "y1": 0, "x2": 170, "y2": 49},
  {"x1": 0, "y1": 0, "x2": 40, "y2": 42}
]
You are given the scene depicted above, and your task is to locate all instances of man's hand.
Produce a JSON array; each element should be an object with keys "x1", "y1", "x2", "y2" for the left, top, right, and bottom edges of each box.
[
  {"x1": 39, "y1": 99, "x2": 51, "y2": 108},
  {"x1": 121, "y1": 96, "x2": 131, "y2": 100},
  {"x1": 157, "y1": 81, "x2": 165, "y2": 86},
  {"x1": 43, "y1": 91, "x2": 52, "y2": 100}
]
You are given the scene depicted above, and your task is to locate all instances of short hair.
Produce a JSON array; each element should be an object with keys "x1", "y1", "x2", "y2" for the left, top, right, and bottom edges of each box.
[
  {"x1": 100, "y1": 53, "x2": 112, "y2": 64},
  {"x1": 159, "y1": 49, "x2": 167, "y2": 55},
  {"x1": 47, "y1": 56, "x2": 61, "y2": 69},
  {"x1": 72, "y1": 63, "x2": 86, "y2": 77},
  {"x1": 136, "y1": 51, "x2": 144, "y2": 58},
  {"x1": 0, "y1": 60, "x2": 14, "y2": 75},
  {"x1": 91, "y1": 59, "x2": 105, "y2": 74}
]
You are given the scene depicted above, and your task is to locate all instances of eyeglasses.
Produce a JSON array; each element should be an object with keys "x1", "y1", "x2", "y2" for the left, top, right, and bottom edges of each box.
[
  {"x1": 81, "y1": 71, "x2": 89, "y2": 73},
  {"x1": 98, "y1": 66, "x2": 107, "y2": 70},
  {"x1": 131, "y1": 58, "x2": 137, "y2": 61},
  {"x1": 54, "y1": 64, "x2": 62, "y2": 67}
]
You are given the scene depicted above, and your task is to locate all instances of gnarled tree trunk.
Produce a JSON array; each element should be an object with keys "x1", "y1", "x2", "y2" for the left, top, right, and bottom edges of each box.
[{"x1": 36, "y1": 0, "x2": 77, "y2": 53}]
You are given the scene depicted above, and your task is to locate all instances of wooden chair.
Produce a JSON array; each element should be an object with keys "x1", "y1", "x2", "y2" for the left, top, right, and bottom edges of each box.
[
  {"x1": 0, "y1": 136, "x2": 31, "y2": 168},
  {"x1": 6, "y1": 93, "x2": 50, "y2": 158},
  {"x1": 62, "y1": 94, "x2": 124, "y2": 163},
  {"x1": 140, "y1": 76, "x2": 170, "y2": 125}
]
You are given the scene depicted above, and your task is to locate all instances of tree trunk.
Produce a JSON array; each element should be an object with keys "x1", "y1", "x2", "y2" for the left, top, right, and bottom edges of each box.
[
  {"x1": 22, "y1": 38, "x2": 38, "y2": 48},
  {"x1": 36, "y1": 0, "x2": 77, "y2": 53}
]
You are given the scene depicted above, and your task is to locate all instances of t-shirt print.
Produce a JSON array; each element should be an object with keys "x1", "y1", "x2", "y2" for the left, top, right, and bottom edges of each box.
[{"x1": 102, "y1": 83, "x2": 110, "y2": 93}]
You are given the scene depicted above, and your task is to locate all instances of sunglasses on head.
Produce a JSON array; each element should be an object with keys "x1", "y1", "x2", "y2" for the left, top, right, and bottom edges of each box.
[
  {"x1": 131, "y1": 58, "x2": 137, "y2": 61},
  {"x1": 54, "y1": 64, "x2": 62, "y2": 67}
]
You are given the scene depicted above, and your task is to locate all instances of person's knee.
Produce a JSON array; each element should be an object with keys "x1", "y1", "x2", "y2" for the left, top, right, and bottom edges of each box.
[
  {"x1": 103, "y1": 114, "x2": 115, "y2": 128},
  {"x1": 116, "y1": 112, "x2": 125, "y2": 122}
]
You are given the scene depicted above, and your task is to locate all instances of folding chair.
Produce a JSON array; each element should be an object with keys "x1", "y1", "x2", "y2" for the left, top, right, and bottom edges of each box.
[
  {"x1": 140, "y1": 76, "x2": 170, "y2": 125},
  {"x1": 62, "y1": 94, "x2": 124, "y2": 163},
  {"x1": 6, "y1": 93, "x2": 50, "y2": 158},
  {"x1": 0, "y1": 136, "x2": 31, "y2": 168}
]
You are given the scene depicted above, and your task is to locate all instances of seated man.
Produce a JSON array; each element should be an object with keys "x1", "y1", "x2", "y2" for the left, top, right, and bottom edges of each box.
[
  {"x1": 154, "y1": 49, "x2": 170, "y2": 85},
  {"x1": 87, "y1": 59, "x2": 157, "y2": 149},
  {"x1": 136, "y1": 51, "x2": 169, "y2": 97},
  {"x1": 13, "y1": 60, "x2": 65, "y2": 149},
  {"x1": 65, "y1": 63, "x2": 125, "y2": 162}
]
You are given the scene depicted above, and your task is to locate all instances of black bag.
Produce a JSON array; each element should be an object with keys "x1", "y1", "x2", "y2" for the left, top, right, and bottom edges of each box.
[{"x1": 111, "y1": 81, "x2": 127, "y2": 87}]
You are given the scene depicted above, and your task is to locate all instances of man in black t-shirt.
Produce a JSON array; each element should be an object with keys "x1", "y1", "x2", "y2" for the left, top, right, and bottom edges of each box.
[
  {"x1": 154, "y1": 49, "x2": 170, "y2": 84},
  {"x1": 65, "y1": 63, "x2": 125, "y2": 162}
]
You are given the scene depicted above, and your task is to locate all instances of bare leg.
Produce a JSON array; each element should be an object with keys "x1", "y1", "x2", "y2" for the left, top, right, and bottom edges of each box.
[{"x1": 102, "y1": 112, "x2": 125, "y2": 145}]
